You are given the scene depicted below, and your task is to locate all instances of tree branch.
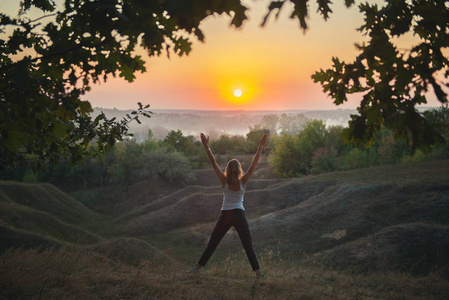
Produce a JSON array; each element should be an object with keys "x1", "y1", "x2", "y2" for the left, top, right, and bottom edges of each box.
[{"x1": 0, "y1": 39, "x2": 108, "y2": 73}]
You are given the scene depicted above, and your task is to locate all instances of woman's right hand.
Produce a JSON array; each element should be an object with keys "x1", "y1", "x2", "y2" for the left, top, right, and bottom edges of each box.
[{"x1": 200, "y1": 133, "x2": 209, "y2": 148}]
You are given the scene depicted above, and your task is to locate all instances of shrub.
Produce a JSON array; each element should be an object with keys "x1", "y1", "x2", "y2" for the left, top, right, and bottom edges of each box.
[
  {"x1": 246, "y1": 126, "x2": 267, "y2": 151},
  {"x1": 269, "y1": 134, "x2": 298, "y2": 177},
  {"x1": 22, "y1": 169, "x2": 38, "y2": 183},
  {"x1": 211, "y1": 134, "x2": 234, "y2": 154},
  {"x1": 231, "y1": 135, "x2": 252, "y2": 153},
  {"x1": 139, "y1": 148, "x2": 195, "y2": 186},
  {"x1": 375, "y1": 127, "x2": 409, "y2": 165},
  {"x1": 343, "y1": 148, "x2": 377, "y2": 169},
  {"x1": 400, "y1": 150, "x2": 427, "y2": 164},
  {"x1": 310, "y1": 147, "x2": 341, "y2": 174},
  {"x1": 269, "y1": 120, "x2": 327, "y2": 177}
]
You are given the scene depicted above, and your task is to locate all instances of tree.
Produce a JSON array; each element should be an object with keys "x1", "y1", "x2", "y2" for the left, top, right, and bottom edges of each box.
[
  {"x1": 310, "y1": 146, "x2": 340, "y2": 174},
  {"x1": 246, "y1": 125, "x2": 268, "y2": 152},
  {"x1": 211, "y1": 133, "x2": 234, "y2": 154},
  {"x1": 374, "y1": 126, "x2": 409, "y2": 165},
  {"x1": 423, "y1": 106, "x2": 449, "y2": 140},
  {"x1": 108, "y1": 140, "x2": 142, "y2": 194},
  {"x1": 4, "y1": 0, "x2": 446, "y2": 170},
  {"x1": 292, "y1": 120, "x2": 327, "y2": 174},
  {"x1": 269, "y1": 120, "x2": 327, "y2": 176},
  {"x1": 312, "y1": 1, "x2": 449, "y2": 153},
  {"x1": 260, "y1": 114, "x2": 280, "y2": 135},
  {"x1": 163, "y1": 130, "x2": 191, "y2": 153},
  {"x1": 278, "y1": 113, "x2": 309, "y2": 135},
  {"x1": 268, "y1": 133, "x2": 298, "y2": 177},
  {"x1": 139, "y1": 148, "x2": 195, "y2": 186},
  {"x1": 0, "y1": 0, "x2": 248, "y2": 170}
]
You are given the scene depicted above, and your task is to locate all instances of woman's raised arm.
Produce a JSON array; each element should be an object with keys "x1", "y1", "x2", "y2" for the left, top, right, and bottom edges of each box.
[
  {"x1": 242, "y1": 134, "x2": 268, "y2": 185},
  {"x1": 201, "y1": 133, "x2": 226, "y2": 185}
]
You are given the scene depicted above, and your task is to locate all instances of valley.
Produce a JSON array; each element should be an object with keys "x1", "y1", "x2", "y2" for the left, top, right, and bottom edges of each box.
[{"x1": 1, "y1": 159, "x2": 448, "y2": 299}]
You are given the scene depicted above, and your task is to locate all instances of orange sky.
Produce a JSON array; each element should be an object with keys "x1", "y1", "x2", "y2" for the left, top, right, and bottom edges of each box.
[
  {"x1": 86, "y1": 1, "x2": 369, "y2": 111},
  {"x1": 1, "y1": 0, "x2": 442, "y2": 111}
]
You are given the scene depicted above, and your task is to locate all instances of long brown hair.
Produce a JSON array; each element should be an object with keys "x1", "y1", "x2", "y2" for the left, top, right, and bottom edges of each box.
[{"x1": 224, "y1": 159, "x2": 243, "y2": 185}]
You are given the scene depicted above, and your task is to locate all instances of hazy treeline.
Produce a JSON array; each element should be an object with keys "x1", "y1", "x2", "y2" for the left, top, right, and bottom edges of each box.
[
  {"x1": 93, "y1": 108, "x2": 357, "y2": 140},
  {"x1": 1, "y1": 107, "x2": 447, "y2": 190},
  {"x1": 269, "y1": 106, "x2": 449, "y2": 177},
  {"x1": 0, "y1": 124, "x2": 271, "y2": 191},
  {"x1": 0, "y1": 112, "x2": 311, "y2": 190}
]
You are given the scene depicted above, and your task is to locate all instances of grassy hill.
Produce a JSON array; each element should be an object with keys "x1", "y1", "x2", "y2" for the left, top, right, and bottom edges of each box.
[
  {"x1": 119, "y1": 160, "x2": 449, "y2": 277},
  {"x1": 0, "y1": 182, "x2": 102, "y2": 249},
  {"x1": 0, "y1": 181, "x2": 97, "y2": 224},
  {"x1": 0, "y1": 159, "x2": 448, "y2": 299}
]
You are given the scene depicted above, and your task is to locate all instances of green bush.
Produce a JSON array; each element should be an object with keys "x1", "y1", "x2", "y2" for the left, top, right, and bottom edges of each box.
[
  {"x1": 139, "y1": 148, "x2": 195, "y2": 186},
  {"x1": 423, "y1": 106, "x2": 449, "y2": 141},
  {"x1": 375, "y1": 127, "x2": 409, "y2": 165},
  {"x1": 310, "y1": 147, "x2": 341, "y2": 174},
  {"x1": 343, "y1": 147, "x2": 378, "y2": 169},
  {"x1": 162, "y1": 130, "x2": 197, "y2": 155},
  {"x1": 400, "y1": 150, "x2": 426, "y2": 164},
  {"x1": 108, "y1": 141, "x2": 142, "y2": 189},
  {"x1": 269, "y1": 134, "x2": 298, "y2": 177},
  {"x1": 246, "y1": 126, "x2": 267, "y2": 151},
  {"x1": 22, "y1": 169, "x2": 38, "y2": 183},
  {"x1": 269, "y1": 120, "x2": 327, "y2": 177},
  {"x1": 211, "y1": 134, "x2": 234, "y2": 154}
]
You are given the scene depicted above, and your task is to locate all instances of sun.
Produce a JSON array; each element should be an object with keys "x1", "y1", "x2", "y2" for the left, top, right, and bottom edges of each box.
[
  {"x1": 234, "y1": 89, "x2": 242, "y2": 97},
  {"x1": 218, "y1": 80, "x2": 259, "y2": 108}
]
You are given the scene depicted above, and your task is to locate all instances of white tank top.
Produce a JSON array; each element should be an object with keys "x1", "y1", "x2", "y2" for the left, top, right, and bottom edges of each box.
[{"x1": 221, "y1": 181, "x2": 245, "y2": 210}]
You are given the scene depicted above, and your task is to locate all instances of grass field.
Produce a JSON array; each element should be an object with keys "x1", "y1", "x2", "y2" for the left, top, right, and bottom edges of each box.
[
  {"x1": 1, "y1": 246, "x2": 448, "y2": 299},
  {"x1": 0, "y1": 159, "x2": 448, "y2": 299}
]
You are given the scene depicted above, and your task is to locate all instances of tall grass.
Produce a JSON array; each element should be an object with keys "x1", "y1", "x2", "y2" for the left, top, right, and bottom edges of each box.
[{"x1": 1, "y1": 246, "x2": 448, "y2": 299}]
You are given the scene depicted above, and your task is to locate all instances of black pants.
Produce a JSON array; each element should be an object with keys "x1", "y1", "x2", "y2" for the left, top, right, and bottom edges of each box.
[{"x1": 198, "y1": 209, "x2": 260, "y2": 271}]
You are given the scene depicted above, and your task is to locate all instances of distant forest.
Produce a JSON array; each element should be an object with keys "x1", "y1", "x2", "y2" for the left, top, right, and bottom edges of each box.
[
  {"x1": 1, "y1": 107, "x2": 447, "y2": 195},
  {"x1": 91, "y1": 108, "x2": 360, "y2": 141}
]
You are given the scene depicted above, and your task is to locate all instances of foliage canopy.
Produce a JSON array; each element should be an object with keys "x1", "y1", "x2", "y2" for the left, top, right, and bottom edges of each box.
[
  {"x1": 0, "y1": 0, "x2": 351, "y2": 170},
  {"x1": 1, "y1": 0, "x2": 447, "y2": 170},
  {"x1": 311, "y1": 0, "x2": 449, "y2": 152}
]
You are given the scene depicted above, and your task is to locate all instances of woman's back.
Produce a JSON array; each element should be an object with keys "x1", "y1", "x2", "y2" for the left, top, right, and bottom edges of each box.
[
  {"x1": 225, "y1": 181, "x2": 244, "y2": 191},
  {"x1": 222, "y1": 181, "x2": 245, "y2": 211}
]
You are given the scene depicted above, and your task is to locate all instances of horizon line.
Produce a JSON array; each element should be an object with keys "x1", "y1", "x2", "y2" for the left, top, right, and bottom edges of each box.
[
  {"x1": 92, "y1": 107, "x2": 360, "y2": 112},
  {"x1": 91, "y1": 106, "x2": 437, "y2": 113}
]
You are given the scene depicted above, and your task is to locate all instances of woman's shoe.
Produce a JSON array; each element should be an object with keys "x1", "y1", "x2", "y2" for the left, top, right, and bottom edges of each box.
[
  {"x1": 256, "y1": 269, "x2": 267, "y2": 279},
  {"x1": 188, "y1": 264, "x2": 201, "y2": 274}
]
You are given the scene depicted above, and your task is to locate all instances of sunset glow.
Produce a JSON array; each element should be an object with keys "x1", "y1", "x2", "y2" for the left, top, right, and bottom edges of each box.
[{"x1": 72, "y1": 1, "x2": 442, "y2": 111}]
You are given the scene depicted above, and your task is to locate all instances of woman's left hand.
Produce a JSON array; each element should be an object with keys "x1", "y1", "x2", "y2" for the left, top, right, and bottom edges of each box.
[{"x1": 259, "y1": 134, "x2": 268, "y2": 147}]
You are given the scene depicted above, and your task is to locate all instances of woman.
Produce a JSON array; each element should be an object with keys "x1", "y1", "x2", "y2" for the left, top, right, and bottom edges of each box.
[{"x1": 188, "y1": 133, "x2": 268, "y2": 278}]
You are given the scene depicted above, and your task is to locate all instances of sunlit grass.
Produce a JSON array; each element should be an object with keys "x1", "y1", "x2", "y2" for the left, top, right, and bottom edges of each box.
[{"x1": 1, "y1": 246, "x2": 448, "y2": 299}]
